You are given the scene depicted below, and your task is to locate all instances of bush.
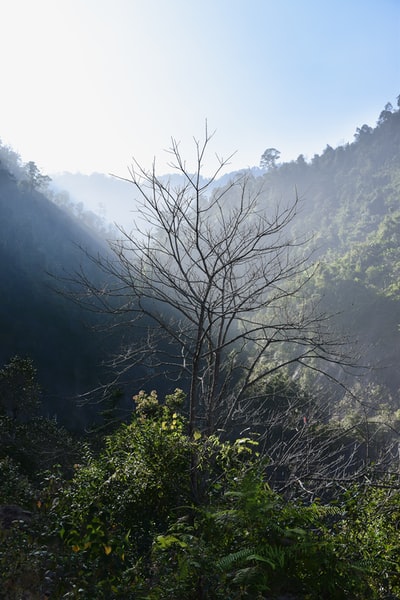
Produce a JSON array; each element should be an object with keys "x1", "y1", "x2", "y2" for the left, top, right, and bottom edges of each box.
[
  {"x1": 3, "y1": 387, "x2": 400, "y2": 599},
  {"x1": 143, "y1": 472, "x2": 376, "y2": 599}
]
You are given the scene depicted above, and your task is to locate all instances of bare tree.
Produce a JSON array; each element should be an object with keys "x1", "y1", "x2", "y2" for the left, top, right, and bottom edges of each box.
[{"x1": 77, "y1": 128, "x2": 350, "y2": 436}]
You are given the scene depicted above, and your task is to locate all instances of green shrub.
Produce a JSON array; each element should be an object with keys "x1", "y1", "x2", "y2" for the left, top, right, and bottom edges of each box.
[{"x1": 3, "y1": 387, "x2": 400, "y2": 599}]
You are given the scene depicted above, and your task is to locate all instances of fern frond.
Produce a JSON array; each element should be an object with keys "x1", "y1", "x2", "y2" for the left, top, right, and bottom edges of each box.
[
  {"x1": 217, "y1": 545, "x2": 287, "y2": 573},
  {"x1": 246, "y1": 553, "x2": 276, "y2": 568},
  {"x1": 217, "y1": 547, "x2": 255, "y2": 571},
  {"x1": 212, "y1": 508, "x2": 238, "y2": 524},
  {"x1": 260, "y1": 545, "x2": 286, "y2": 569}
]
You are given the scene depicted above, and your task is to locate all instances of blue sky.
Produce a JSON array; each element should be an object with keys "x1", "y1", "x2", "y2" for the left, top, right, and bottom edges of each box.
[{"x1": 1, "y1": 0, "x2": 399, "y2": 177}]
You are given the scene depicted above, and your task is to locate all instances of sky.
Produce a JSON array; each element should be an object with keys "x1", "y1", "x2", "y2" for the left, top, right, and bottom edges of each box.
[{"x1": 0, "y1": 0, "x2": 399, "y2": 178}]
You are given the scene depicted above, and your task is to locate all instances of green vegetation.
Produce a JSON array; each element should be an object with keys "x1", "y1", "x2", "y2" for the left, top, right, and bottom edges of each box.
[{"x1": 1, "y1": 386, "x2": 400, "y2": 598}]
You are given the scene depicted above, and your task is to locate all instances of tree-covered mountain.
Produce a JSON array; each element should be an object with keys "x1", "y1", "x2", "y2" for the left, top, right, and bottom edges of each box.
[
  {"x1": 0, "y1": 151, "x2": 113, "y2": 427},
  {"x1": 254, "y1": 100, "x2": 400, "y2": 400}
]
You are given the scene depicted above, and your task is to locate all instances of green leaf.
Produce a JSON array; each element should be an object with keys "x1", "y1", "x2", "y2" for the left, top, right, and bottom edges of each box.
[
  {"x1": 246, "y1": 554, "x2": 276, "y2": 568},
  {"x1": 156, "y1": 534, "x2": 187, "y2": 549}
]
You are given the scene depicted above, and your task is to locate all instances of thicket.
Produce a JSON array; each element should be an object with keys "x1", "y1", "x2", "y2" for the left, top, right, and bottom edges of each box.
[{"x1": 1, "y1": 382, "x2": 400, "y2": 599}]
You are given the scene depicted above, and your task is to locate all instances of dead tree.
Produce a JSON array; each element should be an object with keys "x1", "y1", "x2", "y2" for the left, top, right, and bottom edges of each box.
[{"x1": 76, "y1": 128, "x2": 351, "y2": 436}]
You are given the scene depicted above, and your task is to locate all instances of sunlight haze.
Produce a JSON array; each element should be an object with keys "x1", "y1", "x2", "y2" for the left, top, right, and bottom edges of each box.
[{"x1": 1, "y1": 0, "x2": 399, "y2": 177}]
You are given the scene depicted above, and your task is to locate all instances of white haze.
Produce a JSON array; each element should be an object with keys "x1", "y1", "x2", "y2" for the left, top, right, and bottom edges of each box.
[{"x1": 50, "y1": 168, "x2": 264, "y2": 232}]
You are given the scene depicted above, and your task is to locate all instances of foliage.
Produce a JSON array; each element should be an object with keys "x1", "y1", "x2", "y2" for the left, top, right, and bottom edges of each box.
[
  {"x1": 0, "y1": 414, "x2": 82, "y2": 482},
  {"x1": 259, "y1": 147, "x2": 281, "y2": 170},
  {"x1": 21, "y1": 161, "x2": 51, "y2": 193},
  {"x1": 0, "y1": 456, "x2": 34, "y2": 506},
  {"x1": 42, "y1": 390, "x2": 192, "y2": 595},
  {"x1": 0, "y1": 386, "x2": 400, "y2": 598},
  {"x1": 334, "y1": 483, "x2": 400, "y2": 597},
  {"x1": 0, "y1": 355, "x2": 41, "y2": 420},
  {"x1": 139, "y1": 468, "x2": 397, "y2": 599}
]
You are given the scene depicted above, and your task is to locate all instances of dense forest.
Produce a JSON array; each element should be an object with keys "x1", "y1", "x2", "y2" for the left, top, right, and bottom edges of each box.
[{"x1": 1, "y1": 99, "x2": 400, "y2": 598}]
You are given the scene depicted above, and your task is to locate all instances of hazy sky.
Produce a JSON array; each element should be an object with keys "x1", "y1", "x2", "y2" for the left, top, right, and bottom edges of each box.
[{"x1": 1, "y1": 0, "x2": 399, "y2": 177}]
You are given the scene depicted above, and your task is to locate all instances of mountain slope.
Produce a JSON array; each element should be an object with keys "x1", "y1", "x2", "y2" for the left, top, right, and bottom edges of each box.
[
  {"x1": 0, "y1": 162, "x2": 111, "y2": 426},
  {"x1": 254, "y1": 103, "x2": 400, "y2": 396}
]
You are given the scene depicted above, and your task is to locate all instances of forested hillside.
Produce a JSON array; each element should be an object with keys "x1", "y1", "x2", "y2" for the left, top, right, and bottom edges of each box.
[
  {"x1": 255, "y1": 100, "x2": 400, "y2": 402},
  {"x1": 0, "y1": 151, "x2": 112, "y2": 426}
]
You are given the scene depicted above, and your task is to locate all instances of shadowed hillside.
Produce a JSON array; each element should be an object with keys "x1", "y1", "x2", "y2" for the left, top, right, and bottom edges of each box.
[{"x1": 0, "y1": 158, "x2": 111, "y2": 427}]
